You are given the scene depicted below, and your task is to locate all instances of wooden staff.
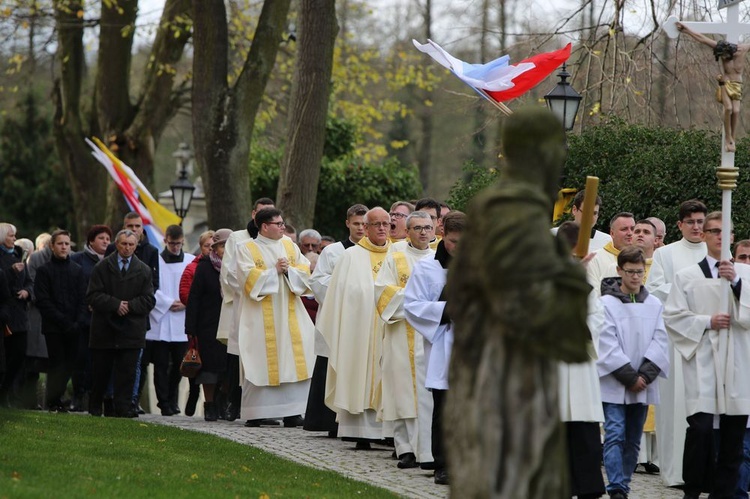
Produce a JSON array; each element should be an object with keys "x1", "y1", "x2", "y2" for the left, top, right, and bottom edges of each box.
[{"x1": 573, "y1": 176, "x2": 599, "y2": 259}]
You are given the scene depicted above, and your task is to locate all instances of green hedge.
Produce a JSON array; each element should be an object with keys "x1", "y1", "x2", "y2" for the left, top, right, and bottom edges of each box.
[{"x1": 447, "y1": 117, "x2": 750, "y2": 245}]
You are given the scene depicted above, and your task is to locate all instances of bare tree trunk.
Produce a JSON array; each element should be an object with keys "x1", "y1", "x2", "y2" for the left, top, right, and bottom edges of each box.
[
  {"x1": 277, "y1": 0, "x2": 339, "y2": 230},
  {"x1": 416, "y1": 0, "x2": 432, "y2": 191},
  {"x1": 52, "y1": 0, "x2": 107, "y2": 241},
  {"x1": 193, "y1": 0, "x2": 291, "y2": 230},
  {"x1": 470, "y1": 0, "x2": 489, "y2": 168}
]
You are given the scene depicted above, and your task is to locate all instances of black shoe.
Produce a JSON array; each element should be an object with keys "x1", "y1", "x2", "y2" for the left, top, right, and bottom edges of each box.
[
  {"x1": 70, "y1": 395, "x2": 85, "y2": 412},
  {"x1": 260, "y1": 418, "x2": 280, "y2": 426},
  {"x1": 245, "y1": 419, "x2": 262, "y2": 427},
  {"x1": 185, "y1": 395, "x2": 198, "y2": 417},
  {"x1": 225, "y1": 402, "x2": 240, "y2": 422},
  {"x1": 103, "y1": 398, "x2": 115, "y2": 417},
  {"x1": 48, "y1": 402, "x2": 68, "y2": 413},
  {"x1": 391, "y1": 450, "x2": 397, "y2": 459},
  {"x1": 397, "y1": 452, "x2": 419, "y2": 469},
  {"x1": 643, "y1": 461, "x2": 660, "y2": 474},
  {"x1": 171, "y1": 403, "x2": 181, "y2": 415},
  {"x1": 354, "y1": 441, "x2": 372, "y2": 450},
  {"x1": 420, "y1": 461, "x2": 436, "y2": 470},
  {"x1": 608, "y1": 490, "x2": 627, "y2": 499},
  {"x1": 434, "y1": 469, "x2": 449, "y2": 485},
  {"x1": 327, "y1": 429, "x2": 338, "y2": 438},
  {"x1": 136, "y1": 404, "x2": 145, "y2": 415},
  {"x1": 204, "y1": 402, "x2": 218, "y2": 422},
  {"x1": 283, "y1": 415, "x2": 304, "y2": 428}
]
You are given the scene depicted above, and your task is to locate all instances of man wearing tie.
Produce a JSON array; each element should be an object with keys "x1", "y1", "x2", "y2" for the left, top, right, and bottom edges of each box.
[
  {"x1": 664, "y1": 211, "x2": 750, "y2": 499},
  {"x1": 87, "y1": 229, "x2": 155, "y2": 418}
]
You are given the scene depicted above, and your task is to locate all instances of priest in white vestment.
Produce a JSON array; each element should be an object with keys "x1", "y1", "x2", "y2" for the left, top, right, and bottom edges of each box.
[
  {"x1": 304, "y1": 203, "x2": 368, "y2": 434},
  {"x1": 317, "y1": 207, "x2": 392, "y2": 447},
  {"x1": 216, "y1": 198, "x2": 274, "y2": 422},
  {"x1": 375, "y1": 211, "x2": 435, "y2": 469},
  {"x1": 235, "y1": 207, "x2": 315, "y2": 426},
  {"x1": 403, "y1": 210, "x2": 465, "y2": 486},
  {"x1": 663, "y1": 212, "x2": 750, "y2": 498},
  {"x1": 645, "y1": 200, "x2": 708, "y2": 487}
]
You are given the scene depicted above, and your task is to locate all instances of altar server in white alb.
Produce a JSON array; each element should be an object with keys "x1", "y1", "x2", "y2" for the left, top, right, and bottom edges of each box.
[
  {"x1": 375, "y1": 211, "x2": 436, "y2": 470},
  {"x1": 664, "y1": 211, "x2": 750, "y2": 499},
  {"x1": 235, "y1": 207, "x2": 315, "y2": 428},
  {"x1": 403, "y1": 210, "x2": 465, "y2": 486},
  {"x1": 146, "y1": 224, "x2": 194, "y2": 416},
  {"x1": 645, "y1": 199, "x2": 708, "y2": 487},
  {"x1": 317, "y1": 207, "x2": 392, "y2": 448},
  {"x1": 597, "y1": 245, "x2": 670, "y2": 499}
]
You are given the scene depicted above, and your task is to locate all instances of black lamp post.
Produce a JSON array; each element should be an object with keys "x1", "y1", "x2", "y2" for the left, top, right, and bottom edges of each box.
[
  {"x1": 170, "y1": 143, "x2": 195, "y2": 220},
  {"x1": 543, "y1": 63, "x2": 582, "y2": 131}
]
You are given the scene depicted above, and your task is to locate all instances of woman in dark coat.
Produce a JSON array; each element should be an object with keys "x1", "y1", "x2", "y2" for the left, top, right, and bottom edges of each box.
[
  {"x1": 0, "y1": 223, "x2": 33, "y2": 407},
  {"x1": 185, "y1": 229, "x2": 231, "y2": 422},
  {"x1": 34, "y1": 230, "x2": 87, "y2": 411}
]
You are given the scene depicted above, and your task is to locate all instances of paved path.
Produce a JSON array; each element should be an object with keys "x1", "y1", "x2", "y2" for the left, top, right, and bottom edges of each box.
[{"x1": 142, "y1": 414, "x2": 685, "y2": 498}]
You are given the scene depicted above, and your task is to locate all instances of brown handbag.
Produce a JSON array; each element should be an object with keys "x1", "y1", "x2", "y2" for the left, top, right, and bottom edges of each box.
[{"x1": 180, "y1": 336, "x2": 202, "y2": 378}]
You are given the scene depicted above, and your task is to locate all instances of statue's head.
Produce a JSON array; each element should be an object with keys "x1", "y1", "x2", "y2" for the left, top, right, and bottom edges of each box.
[
  {"x1": 501, "y1": 107, "x2": 567, "y2": 202},
  {"x1": 714, "y1": 40, "x2": 737, "y2": 61}
]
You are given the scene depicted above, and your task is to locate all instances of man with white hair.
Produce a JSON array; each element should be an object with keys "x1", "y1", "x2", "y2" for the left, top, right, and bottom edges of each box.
[
  {"x1": 318, "y1": 207, "x2": 392, "y2": 448},
  {"x1": 298, "y1": 229, "x2": 322, "y2": 255}
]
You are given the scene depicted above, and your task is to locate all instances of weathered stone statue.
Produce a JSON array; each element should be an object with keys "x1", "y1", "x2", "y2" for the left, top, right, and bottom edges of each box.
[{"x1": 445, "y1": 107, "x2": 592, "y2": 498}]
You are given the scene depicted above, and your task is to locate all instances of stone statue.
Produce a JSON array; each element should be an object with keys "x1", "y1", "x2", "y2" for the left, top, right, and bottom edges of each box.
[
  {"x1": 677, "y1": 22, "x2": 750, "y2": 152},
  {"x1": 445, "y1": 107, "x2": 592, "y2": 498}
]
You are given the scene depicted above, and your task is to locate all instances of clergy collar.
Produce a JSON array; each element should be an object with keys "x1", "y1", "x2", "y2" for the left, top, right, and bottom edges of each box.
[
  {"x1": 342, "y1": 238, "x2": 357, "y2": 249},
  {"x1": 256, "y1": 234, "x2": 281, "y2": 244},
  {"x1": 161, "y1": 248, "x2": 185, "y2": 263},
  {"x1": 603, "y1": 241, "x2": 621, "y2": 257},
  {"x1": 358, "y1": 237, "x2": 391, "y2": 253}
]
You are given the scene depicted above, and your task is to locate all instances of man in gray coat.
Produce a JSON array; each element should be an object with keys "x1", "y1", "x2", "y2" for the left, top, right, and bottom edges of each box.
[{"x1": 87, "y1": 229, "x2": 155, "y2": 417}]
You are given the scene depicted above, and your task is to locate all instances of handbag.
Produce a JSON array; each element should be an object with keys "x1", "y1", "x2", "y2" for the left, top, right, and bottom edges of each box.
[{"x1": 180, "y1": 336, "x2": 202, "y2": 378}]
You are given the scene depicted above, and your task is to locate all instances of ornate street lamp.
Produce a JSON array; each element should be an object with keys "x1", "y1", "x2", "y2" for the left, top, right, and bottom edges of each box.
[
  {"x1": 170, "y1": 143, "x2": 195, "y2": 220},
  {"x1": 543, "y1": 63, "x2": 582, "y2": 131}
]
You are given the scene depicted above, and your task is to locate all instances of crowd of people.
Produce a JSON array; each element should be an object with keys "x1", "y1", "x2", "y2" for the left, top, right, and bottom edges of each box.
[
  {"x1": 0, "y1": 197, "x2": 461, "y2": 487},
  {"x1": 3, "y1": 188, "x2": 750, "y2": 496}
]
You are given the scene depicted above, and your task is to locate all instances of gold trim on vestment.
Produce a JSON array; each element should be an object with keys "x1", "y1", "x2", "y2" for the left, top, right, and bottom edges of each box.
[
  {"x1": 377, "y1": 286, "x2": 399, "y2": 316},
  {"x1": 246, "y1": 241, "x2": 280, "y2": 386},
  {"x1": 287, "y1": 288, "x2": 308, "y2": 381}
]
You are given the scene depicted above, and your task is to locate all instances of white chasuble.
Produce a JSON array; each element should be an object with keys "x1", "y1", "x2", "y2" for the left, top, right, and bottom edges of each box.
[
  {"x1": 317, "y1": 237, "x2": 391, "y2": 417},
  {"x1": 664, "y1": 263, "x2": 750, "y2": 417},
  {"x1": 375, "y1": 244, "x2": 433, "y2": 421},
  {"x1": 236, "y1": 235, "x2": 315, "y2": 387}
]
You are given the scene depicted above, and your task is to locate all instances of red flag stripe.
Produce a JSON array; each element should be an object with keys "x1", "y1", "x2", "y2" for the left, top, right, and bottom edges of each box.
[{"x1": 486, "y1": 43, "x2": 572, "y2": 103}]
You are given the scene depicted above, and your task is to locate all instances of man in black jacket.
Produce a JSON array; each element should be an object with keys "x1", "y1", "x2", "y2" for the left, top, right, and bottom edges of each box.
[
  {"x1": 34, "y1": 230, "x2": 87, "y2": 412},
  {"x1": 88, "y1": 229, "x2": 155, "y2": 417}
]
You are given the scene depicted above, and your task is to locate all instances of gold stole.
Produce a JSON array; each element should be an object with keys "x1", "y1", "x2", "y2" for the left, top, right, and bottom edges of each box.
[
  {"x1": 376, "y1": 251, "x2": 418, "y2": 411},
  {"x1": 244, "y1": 239, "x2": 309, "y2": 386}
]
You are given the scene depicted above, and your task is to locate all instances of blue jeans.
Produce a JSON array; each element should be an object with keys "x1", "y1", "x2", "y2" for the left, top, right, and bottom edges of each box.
[
  {"x1": 735, "y1": 428, "x2": 750, "y2": 499},
  {"x1": 602, "y1": 402, "x2": 649, "y2": 494}
]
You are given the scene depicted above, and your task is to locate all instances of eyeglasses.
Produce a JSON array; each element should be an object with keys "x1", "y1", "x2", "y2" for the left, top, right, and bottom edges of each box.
[
  {"x1": 681, "y1": 219, "x2": 704, "y2": 226},
  {"x1": 621, "y1": 269, "x2": 645, "y2": 276},
  {"x1": 736, "y1": 254, "x2": 750, "y2": 261},
  {"x1": 389, "y1": 212, "x2": 408, "y2": 219},
  {"x1": 703, "y1": 228, "x2": 722, "y2": 235},
  {"x1": 300, "y1": 242, "x2": 319, "y2": 248},
  {"x1": 267, "y1": 221, "x2": 286, "y2": 227},
  {"x1": 367, "y1": 222, "x2": 391, "y2": 228},
  {"x1": 410, "y1": 225, "x2": 434, "y2": 233}
]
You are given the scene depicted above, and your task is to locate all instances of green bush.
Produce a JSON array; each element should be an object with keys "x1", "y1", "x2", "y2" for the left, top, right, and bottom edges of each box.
[
  {"x1": 249, "y1": 145, "x2": 421, "y2": 240},
  {"x1": 446, "y1": 117, "x2": 750, "y2": 245}
]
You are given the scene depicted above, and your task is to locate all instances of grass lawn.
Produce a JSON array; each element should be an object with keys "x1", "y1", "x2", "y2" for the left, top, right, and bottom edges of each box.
[{"x1": 0, "y1": 409, "x2": 398, "y2": 498}]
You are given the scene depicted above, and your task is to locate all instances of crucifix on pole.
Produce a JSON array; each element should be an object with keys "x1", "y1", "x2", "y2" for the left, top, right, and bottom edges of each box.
[{"x1": 664, "y1": 1, "x2": 749, "y2": 399}]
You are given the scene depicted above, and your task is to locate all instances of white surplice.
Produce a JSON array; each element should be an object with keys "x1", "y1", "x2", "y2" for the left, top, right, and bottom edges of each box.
[
  {"x1": 147, "y1": 254, "x2": 194, "y2": 342},
  {"x1": 235, "y1": 235, "x2": 315, "y2": 419},
  {"x1": 317, "y1": 238, "x2": 391, "y2": 439},
  {"x1": 375, "y1": 243, "x2": 434, "y2": 462},
  {"x1": 558, "y1": 291, "x2": 605, "y2": 423},
  {"x1": 645, "y1": 238, "x2": 707, "y2": 486},
  {"x1": 586, "y1": 242, "x2": 619, "y2": 295},
  {"x1": 664, "y1": 262, "x2": 750, "y2": 416}
]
